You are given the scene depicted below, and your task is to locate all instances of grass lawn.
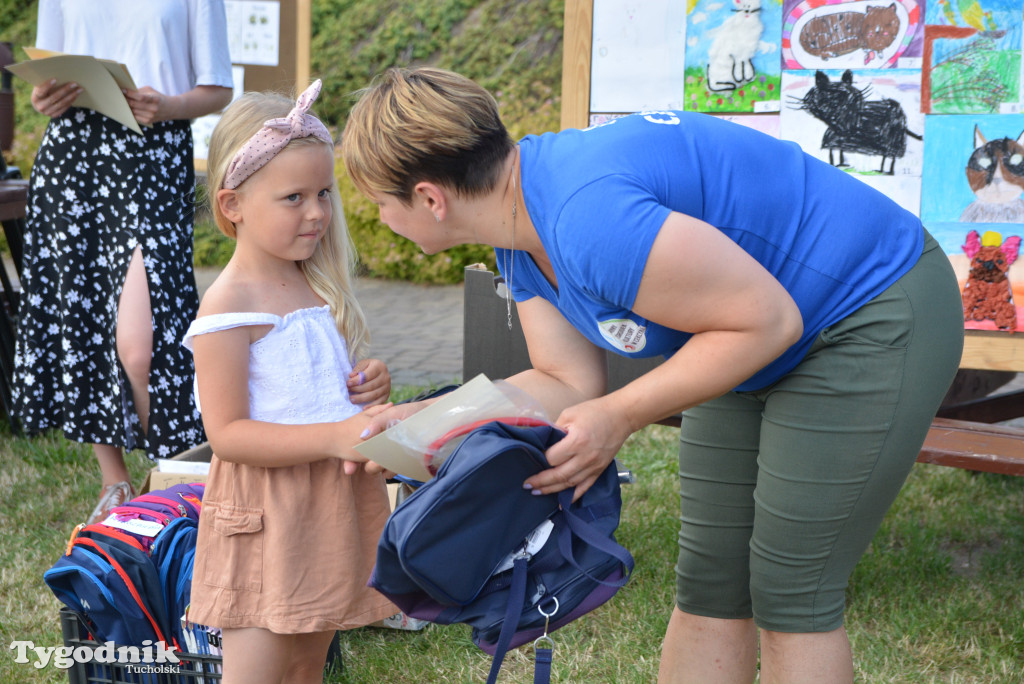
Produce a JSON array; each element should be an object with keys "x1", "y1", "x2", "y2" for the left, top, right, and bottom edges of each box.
[{"x1": 1, "y1": 395, "x2": 1023, "y2": 683}]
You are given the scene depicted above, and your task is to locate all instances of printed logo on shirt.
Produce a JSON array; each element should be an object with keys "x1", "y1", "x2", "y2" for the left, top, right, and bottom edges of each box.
[
  {"x1": 597, "y1": 318, "x2": 647, "y2": 353},
  {"x1": 641, "y1": 111, "x2": 680, "y2": 126}
]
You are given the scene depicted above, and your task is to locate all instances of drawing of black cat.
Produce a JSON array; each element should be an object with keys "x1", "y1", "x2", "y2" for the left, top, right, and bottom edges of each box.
[{"x1": 791, "y1": 70, "x2": 921, "y2": 174}]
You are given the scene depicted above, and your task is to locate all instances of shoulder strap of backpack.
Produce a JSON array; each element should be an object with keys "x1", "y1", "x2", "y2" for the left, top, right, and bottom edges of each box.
[
  {"x1": 75, "y1": 523, "x2": 148, "y2": 552},
  {"x1": 486, "y1": 555, "x2": 530, "y2": 684},
  {"x1": 131, "y1": 493, "x2": 192, "y2": 519},
  {"x1": 555, "y1": 488, "x2": 634, "y2": 586},
  {"x1": 72, "y1": 537, "x2": 175, "y2": 649}
]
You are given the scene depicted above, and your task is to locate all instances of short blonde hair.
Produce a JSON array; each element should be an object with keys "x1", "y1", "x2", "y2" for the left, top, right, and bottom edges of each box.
[
  {"x1": 207, "y1": 89, "x2": 370, "y2": 359},
  {"x1": 341, "y1": 67, "x2": 515, "y2": 203}
]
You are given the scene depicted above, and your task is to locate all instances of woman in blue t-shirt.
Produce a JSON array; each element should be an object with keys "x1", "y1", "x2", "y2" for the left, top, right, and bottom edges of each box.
[{"x1": 342, "y1": 67, "x2": 964, "y2": 684}]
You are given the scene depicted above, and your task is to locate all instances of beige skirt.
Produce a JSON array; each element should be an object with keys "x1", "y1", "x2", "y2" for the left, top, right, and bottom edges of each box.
[{"x1": 189, "y1": 455, "x2": 397, "y2": 633}]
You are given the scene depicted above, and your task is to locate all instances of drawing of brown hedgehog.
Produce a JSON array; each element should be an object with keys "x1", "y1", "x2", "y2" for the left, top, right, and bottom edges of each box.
[{"x1": 961, "y1": 229, "x2": 1021, "y2": 331}]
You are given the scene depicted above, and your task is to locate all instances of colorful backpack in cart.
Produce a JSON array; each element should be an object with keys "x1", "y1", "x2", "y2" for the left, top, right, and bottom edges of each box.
[{"x1": 44, "y1": 523, "x2": 176, "y2": 648}]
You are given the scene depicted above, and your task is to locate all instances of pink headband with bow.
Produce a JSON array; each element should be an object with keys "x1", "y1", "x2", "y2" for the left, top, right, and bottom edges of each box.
[{"x1": 223, "y1": 79, "x2": 334, "y2": 189}]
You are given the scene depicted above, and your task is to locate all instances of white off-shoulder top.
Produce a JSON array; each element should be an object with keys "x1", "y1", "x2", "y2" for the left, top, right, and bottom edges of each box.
[{"x1": 182, "y1": 306, "x2": 361, "y2": 424}]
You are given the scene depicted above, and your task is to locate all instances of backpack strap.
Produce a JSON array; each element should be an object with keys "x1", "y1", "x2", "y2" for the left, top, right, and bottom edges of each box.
[
  {"x1": 72, "y1": 537, "x2": 174, "y2": 649},
  {"x1": 486, "y1": 555, "x2": 529, "y2": 684},
  {"x1": 483, "y1": 554, "x2": 558, "y2": 684},
  {"x1": 555, "y1": 488, "x2": 634, "y2": 587},
  {"x1": 533, "y1": 643, "x2": 553, "y2": 684}
]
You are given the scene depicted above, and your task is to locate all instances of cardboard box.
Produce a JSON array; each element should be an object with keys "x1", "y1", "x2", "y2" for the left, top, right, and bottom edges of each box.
[
  {"x1": 142, "y1": 443, "x2": 414, "y2": 510},
  {"x1": 387, "y1": 480, "x2": 417, "y2": 510},
  {"x1": 140, "y1": 441, "x2": 212, "y2": 494}
]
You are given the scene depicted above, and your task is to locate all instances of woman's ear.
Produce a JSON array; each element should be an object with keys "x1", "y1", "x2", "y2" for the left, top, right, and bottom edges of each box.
[
  {"x1": 217, "y1": 188, "x2": 243, "y2": 224},
  {"x1": 413, "y1": 181, "x2": 447, "y2": 222}
]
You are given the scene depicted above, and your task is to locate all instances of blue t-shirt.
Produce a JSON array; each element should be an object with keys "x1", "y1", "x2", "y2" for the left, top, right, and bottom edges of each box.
[{"x1": 496, "y1": 111, "x2": 923, "y2": 392}]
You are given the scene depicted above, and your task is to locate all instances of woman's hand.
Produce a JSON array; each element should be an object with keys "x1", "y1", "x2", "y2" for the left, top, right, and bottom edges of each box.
[
  {"x1": 124, "y1": 86, "x2": 173, "y2": 126},
  {"x1": 340, "y1": 402, "x2": 393, "y2": 475},
  {"x1": 524, "y1": 396, "x2": 635, "y2": 501},
  {"x1": 357, "y1": 400, "x2": 430, "y2": 441},
  {"x1": 348, "y1": 358, "x2": 391, "y2": 406},
  {"x1": 126, "y1": 84, "x2": 232, "y2": 125},
  {"x1": 31, "y1": 79, "x2": 81, "y2": 118}
]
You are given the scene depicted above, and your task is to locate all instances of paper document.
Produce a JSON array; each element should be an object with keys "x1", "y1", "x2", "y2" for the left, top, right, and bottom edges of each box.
[
  {"x1": 156, "y1": 459, "x2": 210, "y2": 476},
  {"x1": 354, "y1": 374, "x2": 544, "y2": 481},
  {"x1": 7, "y1": 47, "x2": 142, "y2": 134}
]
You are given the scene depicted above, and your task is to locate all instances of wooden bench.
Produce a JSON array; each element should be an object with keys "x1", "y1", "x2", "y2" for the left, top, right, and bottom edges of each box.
[
  {"x1": 462, "y1": 266, "x2": 1024, "y2": 477},
  {"x1": 921, "y1": 419, "x2": 1024, "y2": 476}
]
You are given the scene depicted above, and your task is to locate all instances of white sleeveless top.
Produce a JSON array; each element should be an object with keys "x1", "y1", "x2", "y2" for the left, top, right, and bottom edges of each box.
[{"x1": 182, "y1": 306, "x2": 361, "y2": 424}]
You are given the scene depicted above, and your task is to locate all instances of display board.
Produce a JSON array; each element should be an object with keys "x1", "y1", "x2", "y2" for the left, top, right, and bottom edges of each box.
[
  {"x1": 193, "y1": 0, "x2": 311, "y2": 171},
  {"x1": 561, "y1": 0, "x2": 1024, "y2": 367}
]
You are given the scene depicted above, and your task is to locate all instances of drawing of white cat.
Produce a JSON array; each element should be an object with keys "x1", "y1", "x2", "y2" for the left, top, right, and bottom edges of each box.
[{"x1": 705, "y1": 0, "x2": 769, "y2": 92}]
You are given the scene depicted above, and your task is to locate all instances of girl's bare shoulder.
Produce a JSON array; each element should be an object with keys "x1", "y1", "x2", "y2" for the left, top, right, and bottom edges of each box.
[{"x1": 196, "y1": 267, "x2": 263, "y2": 318}]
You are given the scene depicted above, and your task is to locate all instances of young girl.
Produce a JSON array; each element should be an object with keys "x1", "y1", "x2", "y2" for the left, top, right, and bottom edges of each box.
[{"x1": 183, "y1": 81, "x2": 397, "y2": 684}]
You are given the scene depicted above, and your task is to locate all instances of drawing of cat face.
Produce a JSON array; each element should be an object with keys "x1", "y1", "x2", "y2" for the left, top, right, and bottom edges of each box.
[
  {"x1": 863, "y1": 4, "x2": 900, "y2": 52},
  {"x1": 733, "y1": 0, "x2": 761, "y2": 14},
  {"x1": 794, "y1": 70, "x2": 864, "y2": 126},
  {"x1": 966, "y1": 127, "x2": 1024, "y2": 204}
]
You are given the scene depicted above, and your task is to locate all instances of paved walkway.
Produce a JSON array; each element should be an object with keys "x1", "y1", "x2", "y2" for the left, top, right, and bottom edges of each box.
[
  {"x1": 5, "y1": 259, "x2": 465, "y2": 389},
  {"x1": 194, "y1": 267, "x2": 464, "y2": 388}
]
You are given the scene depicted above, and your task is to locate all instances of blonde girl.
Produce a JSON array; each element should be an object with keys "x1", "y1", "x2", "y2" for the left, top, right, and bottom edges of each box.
[{"x1": 183, "y1": 81, "x2": 397, "y2": 684}]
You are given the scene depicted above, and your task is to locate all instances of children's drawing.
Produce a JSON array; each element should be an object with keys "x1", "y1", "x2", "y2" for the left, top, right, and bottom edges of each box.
[
  {"x1": 590, "y1": 0, "x2": 688, "y2": 112},
  {"x1": 588, "y1": 113, "x2": 629, "y2": 128},
  {"x1": 784, "y1": 69, "x2": 922, "y2": 173},
  {"x1": 685, "y1": 0, "x2": 782, "y2": 112},
  {"x1": 715, "y1": 113, "x2": 781, "y2": 137},
  {"x1": 921, "y1": 0, "x2": 1022, "y2": 113},
  {"x1": 921, "y1": 114, "x2": 1024, "y2": 224},
  {"x1": 801, "y1": 5, "x2": 900, "y2": 60},
  {"x1": 706, "y1": 0, "x2": 766, "y2": 91},
  {"x1": 921, "y1": 114, "x2": 1024, "y2": 331},
  {"x1": 961, "y1": 228, "x2": 1022, "y2": 330},
  {"x1": 960, "y1": 127, "x2": 1024, "y2": 222},
  {"x1": 780, "y1": 69, "x2": 922, "y2": 212},
  {"x1": 782, "y1": 0, "x2": 923, "y2": 70}
]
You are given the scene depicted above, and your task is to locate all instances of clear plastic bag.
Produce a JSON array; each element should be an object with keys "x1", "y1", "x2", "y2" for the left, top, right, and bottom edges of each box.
[{"x1": 386, "y1": 375, "x2": 551, "y2": 476}]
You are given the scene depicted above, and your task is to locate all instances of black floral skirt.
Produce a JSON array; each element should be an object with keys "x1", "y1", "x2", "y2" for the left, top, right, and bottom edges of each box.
[{"x1": 13, "y1": 108, "x2": 205, "y2": 458}]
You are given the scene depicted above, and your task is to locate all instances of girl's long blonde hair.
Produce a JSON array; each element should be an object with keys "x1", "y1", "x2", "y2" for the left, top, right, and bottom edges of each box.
[{"x1": 206, "y1": 89, "x2": 370, "y2": 359}]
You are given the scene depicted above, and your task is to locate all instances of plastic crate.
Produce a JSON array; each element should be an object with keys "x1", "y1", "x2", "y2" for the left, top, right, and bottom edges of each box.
[{"x1": 59, "y1": 607, "x2": 222, "y2": 684}]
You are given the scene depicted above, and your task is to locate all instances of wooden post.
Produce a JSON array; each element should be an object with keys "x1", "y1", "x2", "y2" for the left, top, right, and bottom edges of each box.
[
  {"x1": 560, "y1": 0, "x2": 593, "y2": 131},
  {"x1": 296, "y1": 0, "x2": 312, "y2": 88}
]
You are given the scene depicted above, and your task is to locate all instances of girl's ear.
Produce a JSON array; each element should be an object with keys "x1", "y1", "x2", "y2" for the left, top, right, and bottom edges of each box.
[
  {"x1": 413, "y1": 181, "x2": 447, "y2": 222},
  {"x1": 217, "y1": 188, "x2": 243, "y2": 224}
]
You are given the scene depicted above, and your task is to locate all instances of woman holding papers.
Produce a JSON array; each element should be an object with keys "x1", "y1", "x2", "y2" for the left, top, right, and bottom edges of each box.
[
  {"x1": 13, "y1": 0, "x2": 233, "y2": 524},
  {"x1": 341, "y1": 67, "x2": 965, "y2": 684}
]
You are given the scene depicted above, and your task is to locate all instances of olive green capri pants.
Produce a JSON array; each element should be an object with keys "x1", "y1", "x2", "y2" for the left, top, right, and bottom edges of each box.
[{"x1": 675, "y1": 232, "x2": 964, "y2": 633}]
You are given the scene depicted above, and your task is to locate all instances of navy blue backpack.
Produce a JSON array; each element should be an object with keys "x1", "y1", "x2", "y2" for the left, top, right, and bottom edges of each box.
[
  {"x1": 45, "y1": 523, "x2": 175, "y2": 648},
  {"x1": 149, "y1": 516, "x2": 200, "y2": 649},
  {"x1": 370, "y1": 419, "x2": 634, "y2": 684},
  {"x1": 44, "y1": 483, "x2": 206, "y2": 652}
]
